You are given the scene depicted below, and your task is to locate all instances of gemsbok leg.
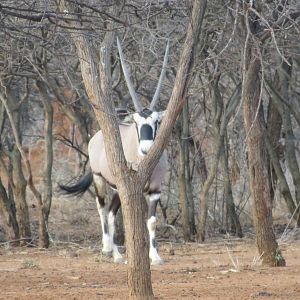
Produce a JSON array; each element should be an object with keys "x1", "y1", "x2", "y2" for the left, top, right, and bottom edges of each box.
[
  {"x1": 107, "y1": 193, "x2": 124, "y2": 263},
  {"x1": 93, "y1": 174, "x2": 112, "y2": 255},
  {"x1": 147, "y1": 192, "x2": 163, "y2": 265},
  {"x1": 94, "y1": 174, "x2": 124, "y2": 262}
]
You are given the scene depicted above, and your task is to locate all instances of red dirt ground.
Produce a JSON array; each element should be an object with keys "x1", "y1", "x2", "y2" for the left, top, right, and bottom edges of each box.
[{"x1": 0, "y1": 238, "x2": 300, "y2": 300}]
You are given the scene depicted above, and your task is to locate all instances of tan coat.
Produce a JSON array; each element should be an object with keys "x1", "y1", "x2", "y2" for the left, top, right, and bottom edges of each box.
[{"x1": 88, "y1": 123, "x2": 168, "y2": 192}]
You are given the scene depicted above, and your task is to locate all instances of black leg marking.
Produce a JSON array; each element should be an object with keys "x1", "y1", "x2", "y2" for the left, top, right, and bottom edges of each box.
[
  {"x1": 108, "y1": 193, "x2": 121, "y2": 245},
  {"x1": 152, "y1": 238, "x2": 157, "y2": 249},
  {"x1": 95, "y1": 193, "x2": 108, "y2": 234},
  {"x1": 94, "y1": 183, "x2": 105, "y2": 207},
  {"x1": 96, "y1": 195, "x2": 105, "y2": 209},
  {"x1": 93, "y1": 176, "x2": 110, "y2": 243},
  {"x1": 103, "y1": 222, "x2": 108, "y2": 235},
  {"x1": 108, "y1": 193, "x2": 121, "y2": 216}
]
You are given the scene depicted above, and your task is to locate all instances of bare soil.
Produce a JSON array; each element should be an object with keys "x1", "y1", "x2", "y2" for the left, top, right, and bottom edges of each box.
[{"x1": 1, "y1": 238, "x2": 300, "y2": 300}]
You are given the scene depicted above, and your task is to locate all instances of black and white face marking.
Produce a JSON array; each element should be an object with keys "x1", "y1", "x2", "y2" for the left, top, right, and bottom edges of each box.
[{"x1": 133, "y1": 109, "x2": 165, "y2": 156}]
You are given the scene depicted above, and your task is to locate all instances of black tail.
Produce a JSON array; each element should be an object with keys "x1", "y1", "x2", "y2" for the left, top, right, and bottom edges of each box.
[{"x1": 59, "y1": 171, "x2": 93, "y2": 196}]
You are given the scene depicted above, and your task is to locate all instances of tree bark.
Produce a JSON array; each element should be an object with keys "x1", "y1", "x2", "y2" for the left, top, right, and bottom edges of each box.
[
  {"x1": 264, "y1": 130, "x2": 297, "y2": 222},
  {"x1": 11, "y1": 147, "x2": 31, "y2": 242},
  {"x1": 183, "y1": 101, "x2": 196, "y2": 236},
  {"x1": 197, "y1": 137, "x2": 222, "y2": 242},
  {"x1": 0, "y1": 177, "x2": 19, "y2": 242},
  {"x1": 220, "y1": 135, "x2": 243, "y2": 237},
  {"x1": 178, "y1": 112, "x2": 191, "y2": 241},
  {"x1": 279, "y1": 62, "x2": 300, "y2": 224},
  {"x1": 242, "y1": 40, "x2": 285, "y2": 266},
  {"x1": 266, "y1": 72, "x2": 283, "y2": 203},
  {"x1": 36, "y1": 80, "x2": 54, "y2": 223}
]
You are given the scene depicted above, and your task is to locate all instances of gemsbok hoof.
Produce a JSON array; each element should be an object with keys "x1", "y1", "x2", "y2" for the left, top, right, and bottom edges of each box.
[
  {"x1": 114, "y1": 257, "x2": 125, "y2": 264},
  {"x1": 151, "y1": 259, "x2": 164, "y2": 266},
  {"x1": 102, "y1": 250, "x2": 113, "y2": 257}
]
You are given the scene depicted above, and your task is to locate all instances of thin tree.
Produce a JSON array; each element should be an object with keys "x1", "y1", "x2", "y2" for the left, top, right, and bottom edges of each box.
[{"x1": 241, "y1": 3, "x2": 285, "y2": 266}]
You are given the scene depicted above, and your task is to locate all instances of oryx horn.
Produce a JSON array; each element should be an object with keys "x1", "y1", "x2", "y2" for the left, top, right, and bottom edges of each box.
[
  {"x1": 117, "y1": 37, "x2": 142, "y2": 112},
  {"x1": 149, "y1": 40, "x2": 170, "y2": 111}
]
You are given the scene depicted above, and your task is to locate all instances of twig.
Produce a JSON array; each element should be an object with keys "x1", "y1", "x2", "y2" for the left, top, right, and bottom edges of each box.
[{"x1": 279, "y1": 200, "x2": 300, "y2": 241}]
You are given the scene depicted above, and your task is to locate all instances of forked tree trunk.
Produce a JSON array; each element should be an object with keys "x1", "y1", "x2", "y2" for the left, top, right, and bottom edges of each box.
[
  {"x1": 61, "y1": 0, "x2": 207, "y2": 298},
  {"x1": 72, "y1": 36, "x2": 155, "y2": 297},
  {"x1": 242, "y1": 46, "x2": 285, "y2": 266}
]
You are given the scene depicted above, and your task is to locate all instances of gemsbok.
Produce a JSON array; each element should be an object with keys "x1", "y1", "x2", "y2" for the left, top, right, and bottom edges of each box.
[{"x1": 60, "y1": 37, "x2": 170, "y2": 265}]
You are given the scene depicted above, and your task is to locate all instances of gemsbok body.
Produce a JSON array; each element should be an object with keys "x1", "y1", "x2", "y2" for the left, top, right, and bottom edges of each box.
[{"x1": 60, "y1": 37, "x2": 170, "y2": 265}]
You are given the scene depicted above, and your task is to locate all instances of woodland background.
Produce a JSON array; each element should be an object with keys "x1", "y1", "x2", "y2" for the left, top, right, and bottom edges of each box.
[{"x1": 0, "y1": 0, "x2": 300, "y2": 266}]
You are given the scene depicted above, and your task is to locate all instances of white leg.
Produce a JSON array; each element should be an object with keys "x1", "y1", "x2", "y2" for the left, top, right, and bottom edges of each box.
[
  {"x1": 148, "y1": 193, "x2": 163, "y2": 265},
  {"x1": 108, "y1": 211, "x2": 124, "y2": 263},
  {"x1": 96, "y1": 197, "x2": 112, "y2": 254}
]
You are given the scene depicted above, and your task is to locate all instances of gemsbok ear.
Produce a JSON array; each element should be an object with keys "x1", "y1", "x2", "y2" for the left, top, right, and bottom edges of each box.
[{"x1": 123, "y1": 114, "x2": 134, "y2": 123}]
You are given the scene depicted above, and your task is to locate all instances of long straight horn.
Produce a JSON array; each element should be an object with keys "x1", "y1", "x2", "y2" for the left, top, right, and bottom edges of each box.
[
  {"x1": 117, "y1": 37, "x2": 142, "y2": 112},
  {"x1": 149, "y1": 40, "x2": 170, "y2": 111}
]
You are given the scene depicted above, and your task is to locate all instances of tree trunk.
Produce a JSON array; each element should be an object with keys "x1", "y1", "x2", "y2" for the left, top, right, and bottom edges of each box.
[
  {"x1": 266, "y1": 74, "x2": 282, "y2": 203},
  {"x1": 11, "y1": 146, "x2": 31, "y2": 243},
  {"x1": 196, "y1": 79, "x2": 241, "y2": 241},
  {"x1": 197, "y1": 137, "x2": 222, "y2": 242},
  {"x1": 178, "y1": 114, "x2": 191, "y2": 240},
  {"x1": 242, "y1": 44, "x2": 285, "y2": 266},
  {"x1": 178, "y1": 100, "x2": 194, "y2": 240},
  {"x1": 265, "y1": 62, "x2": 300, "y2": 225},
  {"x1": 183, "y1": 101, "x2": 196, "y2": 236},
  {"x1": 279, "y1": 62, "x2": 300, "y2": 224},
  {"x1": 264, "y1": 129, "x2": 298, "y2": 224},
  {"x1": 69, "y1": 30, "x2": 155, "y2": 298},
  {"x1": 0, "y1": 178, "x2": 19, "y2": 242},
  {"x1": 192, "y1": 140, "x2": 208, "y2": 185},
  {"x1": 118, "y1": 182, "x2": 153, "y2": 299},
  {"x1": 220, "y1": 135, "x2": 243, "y2": 237},
  {"x1": 36, "y1": 80, "x2": 54, "y2": 222}
]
